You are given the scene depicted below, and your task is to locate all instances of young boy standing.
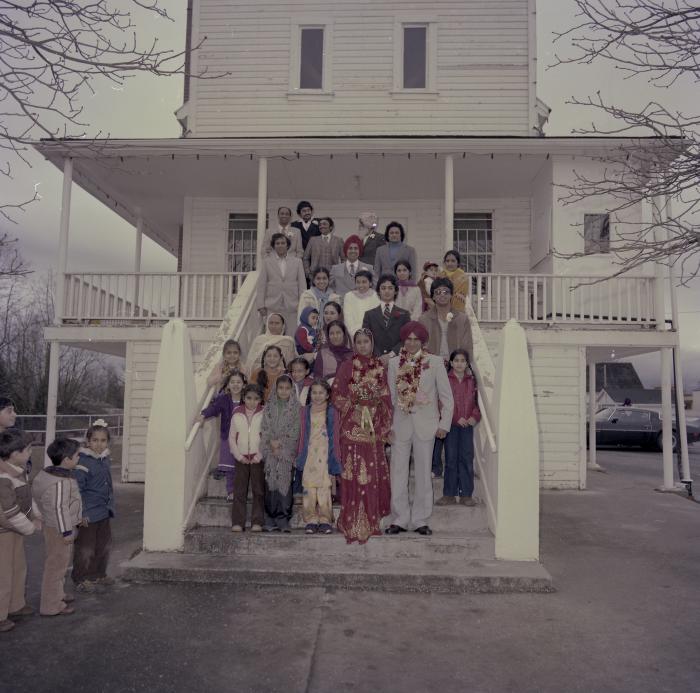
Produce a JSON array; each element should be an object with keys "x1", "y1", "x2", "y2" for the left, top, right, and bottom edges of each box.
[
  {"x1": 0, "y1": 430, "x2": 36, "y2": 633},
  {"x1": 32, "y1": 438, "x2": 83, "y2": 617}
]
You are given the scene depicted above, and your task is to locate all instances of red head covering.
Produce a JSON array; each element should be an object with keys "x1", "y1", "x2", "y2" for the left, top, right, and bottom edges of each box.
[
  {"x1": 343, "y1": 234, "x2": 363, "y2": 255},
  {"x1": 400, "y1": 321, "x2": 429, "y2": 344}
]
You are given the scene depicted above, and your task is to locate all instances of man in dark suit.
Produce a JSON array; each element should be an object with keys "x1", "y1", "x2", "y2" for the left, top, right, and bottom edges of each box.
[
  {"x1": 362, "y1": 274, "x2": 410, "y2": 364},
  {"x1": 291, "y1": 200, "x2": 321, "y2": 251},
  {"x1": 358, "y1": 211, "x2": 386, "y2": 266}
]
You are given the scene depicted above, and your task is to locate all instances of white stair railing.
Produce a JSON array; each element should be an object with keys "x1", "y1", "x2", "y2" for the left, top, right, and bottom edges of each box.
[{"x1": 181, "y1": 272, "x2": 261, "y2": 532}]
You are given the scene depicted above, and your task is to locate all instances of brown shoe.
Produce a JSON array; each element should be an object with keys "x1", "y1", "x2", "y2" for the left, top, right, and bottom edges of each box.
[
  {"x1": 460, "y1": 496, "x2": 477, "y2": 507},
  {"x1": 0, "y1": 619, "x2": 15, "y2": 632},
  {"x1": 8, "y1": 605, "x2": 34, "y2": 619},
  {"x1": 435, "y1": 495, "x2": 457, "y2": 506},
  {"x1": 40, "y1": 606, "x2": 75, "y2": 617}
]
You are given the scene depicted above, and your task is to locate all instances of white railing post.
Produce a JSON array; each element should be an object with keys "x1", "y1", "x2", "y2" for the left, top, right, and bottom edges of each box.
[
  {"x1": 256, "y1": 157, "x2": 268, "y2": 262},
  {"x1": 444, "y1": 154, "x2": 454, "y2": 253},
  {"x1": 55, "y1": 158, "x2": 73, "y2": 324}
]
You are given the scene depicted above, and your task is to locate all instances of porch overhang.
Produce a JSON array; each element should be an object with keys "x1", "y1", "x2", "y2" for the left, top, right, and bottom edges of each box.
[{"x1": 32, "y1": 135, "x2": 684, "y2": 255}]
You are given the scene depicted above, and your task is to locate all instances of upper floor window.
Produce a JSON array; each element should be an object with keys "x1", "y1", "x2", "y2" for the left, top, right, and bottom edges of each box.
[
  {"x1": 393, "y1": 19, "x2": 437, "y2": 94},
  {"x1": 289, "y1": 20, "x2": 333, "y2": 95},
  {"x1": 584, "y1": 214, "x2": 610, "y2": 254},
  {"x1": 300, "y1": 28, "x2": 324, "y2": 89}
]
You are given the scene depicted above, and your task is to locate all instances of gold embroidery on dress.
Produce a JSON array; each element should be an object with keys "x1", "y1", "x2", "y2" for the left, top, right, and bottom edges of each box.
[
  {"x1": 342, "y1": 454, "x2": 354, "y2": 481},
  {"x1": 348, "y1": 502, "x2": 372, "y2": 542},
  {"x1": 358, "y1": 458, "x2": 369, "y2": 486}
]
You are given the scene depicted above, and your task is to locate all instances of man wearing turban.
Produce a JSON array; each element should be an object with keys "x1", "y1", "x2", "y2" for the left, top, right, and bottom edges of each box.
[
  {"x1": 329, "y1": 234, "x2": 374, "y2": 299},
  {"x1": 386, "y1": 322, "x2": 454, "y2": 536}
]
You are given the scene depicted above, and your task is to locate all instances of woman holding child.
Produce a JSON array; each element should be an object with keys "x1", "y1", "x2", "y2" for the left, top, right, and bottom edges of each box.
[{"x1": 331, "y1": 328, "x2": 392, "y2": 544}]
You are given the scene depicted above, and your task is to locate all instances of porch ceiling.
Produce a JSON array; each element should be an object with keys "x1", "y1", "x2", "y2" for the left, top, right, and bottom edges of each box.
[{"x1": 33, "y1": 135, "x2": 675, "y2": 254}]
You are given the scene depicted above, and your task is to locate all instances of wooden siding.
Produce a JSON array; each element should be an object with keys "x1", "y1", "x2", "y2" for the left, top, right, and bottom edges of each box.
[
  {"x1": 122, "y1": 338, "x2": 213, "y2": 482},
  {"x1": 183, "y1": 196, "x2": 532, "y2": 274},
  {"x1": 191, "y1": 0, "x2": 531, "y2": 137}
]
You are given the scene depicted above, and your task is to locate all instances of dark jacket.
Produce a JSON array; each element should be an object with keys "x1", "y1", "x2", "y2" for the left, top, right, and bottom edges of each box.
[
  {"x1": 292, "y1": 219, "x2": 321, "y2": 251},
  {"x1": 359, "y1": 232, "x2": 386, "y2": 266},
  {"x1": 75, "y1": 449, "x2": 115, "y2": 524},
  {"x1": 362, "y1": 304, "x2": 411, "y2": 358},
  {"x1": 201, "y1": 392, "x2": 239, "y2": 441}
]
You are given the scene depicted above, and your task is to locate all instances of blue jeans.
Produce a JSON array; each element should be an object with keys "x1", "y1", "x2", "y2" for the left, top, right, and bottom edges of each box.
[
  {"x1": 444, "y1": 424, "x2": 475, "y2": 497},
  {"x1": 432, "y1": 437, "x2": 444, "y2": 477}
]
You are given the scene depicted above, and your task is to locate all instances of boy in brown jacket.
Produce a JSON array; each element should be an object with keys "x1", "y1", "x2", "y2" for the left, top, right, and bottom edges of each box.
[
  {"x1": 0, "y1": 430, "x2": 37, "y2": 633},
  {"x1": 32, "y1": 438, "x2": 83, "y2": 617}
]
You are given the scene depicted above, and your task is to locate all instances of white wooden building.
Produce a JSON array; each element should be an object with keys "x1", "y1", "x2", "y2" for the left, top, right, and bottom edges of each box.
[{"x1": 33, "y1": 0, "x2": 690, "y2": 561}]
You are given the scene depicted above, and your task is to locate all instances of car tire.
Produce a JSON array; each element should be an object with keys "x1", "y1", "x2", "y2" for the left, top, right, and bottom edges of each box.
[{"x1": 655, "y1": 431, "x2": 678, "y2": 452}]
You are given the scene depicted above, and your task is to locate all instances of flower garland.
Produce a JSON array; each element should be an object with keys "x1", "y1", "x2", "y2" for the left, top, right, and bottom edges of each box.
[
  {"x1": 396, "y1": 348, "x2": 431, "y2": 413},
  {"x1": 349, "y1": 357, "x2": 384, "y2": 404}
]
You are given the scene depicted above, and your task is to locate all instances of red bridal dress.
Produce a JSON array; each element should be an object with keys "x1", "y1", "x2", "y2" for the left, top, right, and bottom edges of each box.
[{"x1": 331, "y1": 354, "x2": 392, "y2": 544}]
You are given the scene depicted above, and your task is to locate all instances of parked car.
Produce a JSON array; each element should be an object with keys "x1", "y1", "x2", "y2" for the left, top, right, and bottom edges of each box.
[{"x1": 589, "y1": 407, "x2": 700, "y2": 452}]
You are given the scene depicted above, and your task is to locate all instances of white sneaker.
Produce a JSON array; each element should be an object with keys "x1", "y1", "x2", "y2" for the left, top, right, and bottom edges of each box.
[
  {"x1": 231, "y1": 525, "x2": 243, "y2": 533},
  {"x1": 250, "y1": 524, "x2": 262, "y2": 533}
]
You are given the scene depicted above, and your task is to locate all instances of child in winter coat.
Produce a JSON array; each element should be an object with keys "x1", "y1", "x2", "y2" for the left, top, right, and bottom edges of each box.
[
  {"x1": 296, "y1": 379, "x2": 341, "y2": 535},
  {"x1": 437, "y1": 349, "x2": 481, "y2": 507},
  {"x1": 198, "y1": 370, "x2": 247, "y2": 501},
  {"x1": 229, "y1": 384, "x2": 265, "y2": 532},
  {"x1": 0, "y1": 430, "x2": 36, "y2": 633},
  {"x1": 294, "y1": 307, "x2": 319, "y2": 355},
  {"x1": 32, "y1": 438, "x2": 83, "y2": 617},
  {"x1": 72, "y1": 421, "x2": 115, "y2": 593}
]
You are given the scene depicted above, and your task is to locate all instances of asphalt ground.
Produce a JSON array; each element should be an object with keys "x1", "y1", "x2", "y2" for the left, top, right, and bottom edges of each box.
[{"x1": 1, "y1": 447, "x2": 698, "y2": 693}]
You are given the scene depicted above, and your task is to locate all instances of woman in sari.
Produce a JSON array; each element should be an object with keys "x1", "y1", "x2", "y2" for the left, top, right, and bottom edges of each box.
[
  {"x1": 438, "y1": 250, "x2": 470, "y2": 313},
  {"x1": 313, "y1": 320, "x2": 353, "y2": 384},
  {"x1": 246, "y1": 313, "x2": 296, "y2": 376},
  {"x1": 331, "y1": 328, "x2": 392, "y2": 544}
]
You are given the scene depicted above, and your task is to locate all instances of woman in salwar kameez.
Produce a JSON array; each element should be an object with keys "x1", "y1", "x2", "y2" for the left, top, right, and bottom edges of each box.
[{"x1": 331, "y1": 328, "x2": 392, "y2": 544}]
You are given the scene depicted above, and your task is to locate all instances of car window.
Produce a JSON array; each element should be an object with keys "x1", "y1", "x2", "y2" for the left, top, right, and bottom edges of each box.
[
  {"x1": 595, "y1": 407, "x2": 614, "y2": 420},
  {"x1": 614, "y1": 409, "x2": 651, "y2": 424}
]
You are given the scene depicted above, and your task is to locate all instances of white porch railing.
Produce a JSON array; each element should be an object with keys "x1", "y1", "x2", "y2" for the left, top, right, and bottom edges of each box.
[
  {"x1": 62, "y1": 272, "x2": 248, "y2": 323},
  {"x1": 468, "y1": 274, "x2": 657, "y2": 325}
]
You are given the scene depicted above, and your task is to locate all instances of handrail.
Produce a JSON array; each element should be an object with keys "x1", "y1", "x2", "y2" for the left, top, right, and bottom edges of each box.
[
  {"x1": 477, "y1": 391, "x2": 497, "y2": 454},
  {"x1": 181, "y1": 273, "x2": 259, "y2": 532}
]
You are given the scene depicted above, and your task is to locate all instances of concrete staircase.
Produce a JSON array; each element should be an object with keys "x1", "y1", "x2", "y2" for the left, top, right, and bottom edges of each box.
[{"x1": 124, "y1": 476, "x2": 553, "y2": 594}]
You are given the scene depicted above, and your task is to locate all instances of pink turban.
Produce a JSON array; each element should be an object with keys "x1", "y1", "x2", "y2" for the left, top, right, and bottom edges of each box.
[
  {"x1": 343, "y1": 234, "x2": 363, "y2": 255},
  {"x1": 400, "y1": 321, "x2": 429, "y2": 344}
]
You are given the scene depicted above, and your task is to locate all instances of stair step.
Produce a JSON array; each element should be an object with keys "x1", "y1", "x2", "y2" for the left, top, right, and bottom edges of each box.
[
  {"x1": 192, "y1": 496, "x2": 490, "y2": 533},
  {"x1": 122, "y1": 550, "x2": 553, "y2": 595},
  {"x1": 185, "y1": 526, "x2": 495, "y2": 560}
]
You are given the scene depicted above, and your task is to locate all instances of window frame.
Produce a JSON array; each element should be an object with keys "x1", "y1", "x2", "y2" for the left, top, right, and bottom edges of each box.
[
  {"x1": 289, "y1": 18, "x2": 334, "y2": 97},
  {"x1": 392, "y1": 18, "x2": 438, "y2": 95},
  {"x1": 227, "y1": 213, "x2": 259, "y2": 277},
  {"x1": 453, "y1": 212, "x2": 494, "y2": 275},
  {"x1": 583, "y1": 213, "x2": 611, "y2": 255}
]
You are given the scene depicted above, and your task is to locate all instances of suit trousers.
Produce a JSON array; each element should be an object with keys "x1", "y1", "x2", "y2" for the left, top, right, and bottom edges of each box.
[
  {"x1": 40, "y1": 526, "x2": 73, "y2": 616},
  {"x1": 72, "y1": 518, "x2": 112, "y2": 584},
  {"x1": 0, "y1": 532, "x2": 27, "y2": 620},
  {"x1": 231, "y1": 462, "x2": 265, "y2": 528},
  {"x1": 390, "y1": 434, "x2": 434, "y2": 529}
]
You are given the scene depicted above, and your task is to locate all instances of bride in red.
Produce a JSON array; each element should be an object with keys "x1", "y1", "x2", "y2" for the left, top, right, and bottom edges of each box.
[{"x1": 331, "y1": 328, "x2": 393, "y2": 544}]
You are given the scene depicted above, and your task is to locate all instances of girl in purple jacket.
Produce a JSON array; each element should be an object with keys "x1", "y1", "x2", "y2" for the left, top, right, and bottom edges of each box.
[{"x1": 198, "y1": 370, "x2": 246, "y2": 501}]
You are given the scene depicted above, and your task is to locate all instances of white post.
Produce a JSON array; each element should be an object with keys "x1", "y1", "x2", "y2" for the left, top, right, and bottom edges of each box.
[
  {"x1": 652, "y1": 197, "x2": 666, "y2": 331},
  {"x1": 54, "y1": 158, "x2": 73, "y2": 325},
  {"x1": 588, "y1": 360, "x2": 603, "y2": 471},
  {"x1": 665, "y1": 197, "x2": 691, "y2": 484},
  {"x1": 660, "y1": 347, "x2": 675, "y2": 490},
  {"x1": 133, "y1": 211, "x2": 144, "y2": 316},
  {"x1": 43, "y1": 341, "x2": 61, "y2": 467},
  {"x1": 444, "y1": 154, "x2": 454, "y2": 252},
  {"x1": 256, "y1": 157, "x2": 268, "y2": 263}
]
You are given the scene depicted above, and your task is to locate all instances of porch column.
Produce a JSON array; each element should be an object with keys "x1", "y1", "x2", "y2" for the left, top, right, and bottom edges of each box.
[
  {"x1": 444, "y1": 155, "x2": 454, "y2": 252},
  {"x1": 133, "y1": 210, "x2": 144, "y2": 316},
  {"x1": 665, "y1": 196, "x2": 692, "y2": 486},
  {"x1": 256, "y1": 157, "x2": 268, "y2": 262},
  {"x1": 587, "y1": 360, "x2": 603, "y2": 471},
  {"x1": 660, "y1": 347, "x2": 675, "y2": 490},
  {"x1": 652, "y1": 197, "x2": 666, "y2": 330},
  {"x1": 43, "y1": 341, "x2": 60, "y2": 467},
  {"x1": 54, "y1": 157, "x2": 73, "y2": 325}
]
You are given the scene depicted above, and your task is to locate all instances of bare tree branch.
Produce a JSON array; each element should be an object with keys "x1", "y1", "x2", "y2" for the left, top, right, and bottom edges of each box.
[{"x1": 551, "y1": 0, "x2": 700, "y2": 283}]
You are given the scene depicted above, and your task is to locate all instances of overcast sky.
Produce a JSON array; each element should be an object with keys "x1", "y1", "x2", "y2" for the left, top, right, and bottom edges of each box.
[{"x1": 2, "y1": 1, "x2": 698, "y2": 389}]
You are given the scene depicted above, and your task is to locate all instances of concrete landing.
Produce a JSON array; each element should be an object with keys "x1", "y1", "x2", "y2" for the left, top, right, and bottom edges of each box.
[{"x1": 122, "y1": 549, "x2": 553, "y2": 594}]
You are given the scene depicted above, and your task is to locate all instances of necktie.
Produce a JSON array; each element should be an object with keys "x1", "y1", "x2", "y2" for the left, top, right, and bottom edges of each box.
[
  {"x1": 383, "y1": 303, "x2": 391, "y2": 327},
  {"x1": 349, "y1": 263, "x2": 355, "y2": 278}
]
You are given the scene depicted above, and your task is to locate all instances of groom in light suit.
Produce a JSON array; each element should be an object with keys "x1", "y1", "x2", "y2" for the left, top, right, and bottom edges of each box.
[{"x1": 387, "y1": 322, "x2": 453, "y2": 536}]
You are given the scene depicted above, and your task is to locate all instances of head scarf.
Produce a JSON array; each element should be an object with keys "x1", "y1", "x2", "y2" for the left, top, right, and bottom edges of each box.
[
  {"x1": 396, "y1": 263, "x2": 417, "y2": 295},
  {"x1": 343, "y1": 234, "x2": 363, "y2": 256},
  {"x1": 296, "y1": 307, "x2": 319, "y2": 353},
  {"x1": 325, "y1": 321, "x2": 353, "y2": 358},
  {"x1": 246, "y1": 313, "x2": 295, "y2": 375},
  {"x1": 352, "y1": 328, "x2": 378, "y2": 364},
  {"x1": 399, "y1": 321, "x2": 429, "y2": 344}
]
